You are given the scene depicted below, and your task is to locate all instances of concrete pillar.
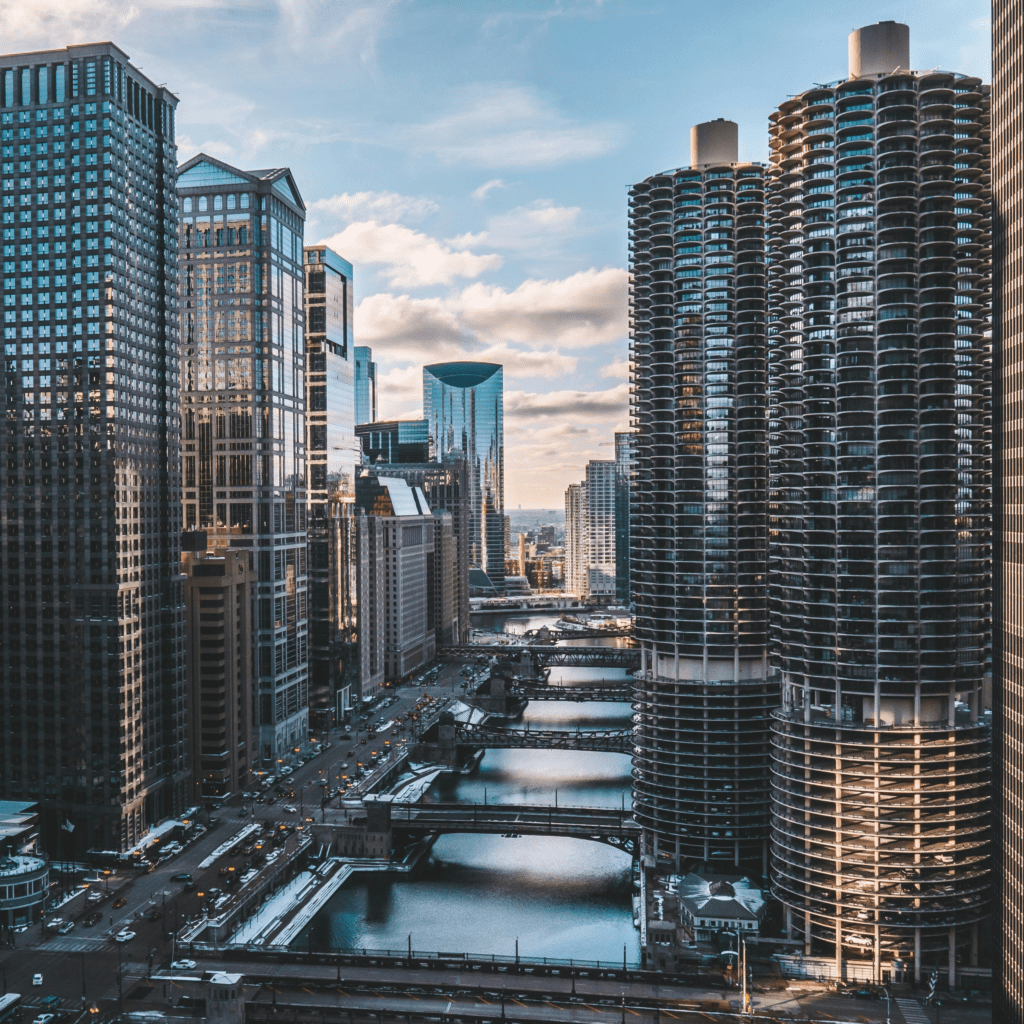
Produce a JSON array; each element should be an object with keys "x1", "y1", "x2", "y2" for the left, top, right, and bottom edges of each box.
[
  {"x1": 786, "y1": 907, "x2": 793, "y2": 940},
  {"x1": 804, "y1": 910, "x2": 812, "y2": 956},
  {"x1": 948, "y1": 927, "x2": 956, "y2": 990},
  {"x1": 914, "y1": 928, "x2": 921, "y2": 985},
  {"x1": 970, "y1": 922, "x2": 978, "y2": 966},
  {"x1": 873, "y1": 924, "x2": 880, "y2": 983},
  {"x1": 835, "y1": 916, "x2": 843, "y2": 980}
]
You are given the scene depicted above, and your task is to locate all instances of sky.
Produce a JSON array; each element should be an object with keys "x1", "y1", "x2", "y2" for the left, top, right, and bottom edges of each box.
[{"x1": 3, "y1": 0, "x2": 992, "y2": 506}]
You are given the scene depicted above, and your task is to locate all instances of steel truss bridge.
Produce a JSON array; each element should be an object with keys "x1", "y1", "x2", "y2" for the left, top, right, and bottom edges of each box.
[
  {"x1": 390, "y1": 802, "x2": 640, "y2": 854},
  {"x1": 515, "y1": 682, "x2": 632, "y2": 702},
  {"x1": 442, "y1": 645, "x2": 640, "y2": 671},
  {"x1": 453, "y1": 723, "x2": 632, "y2": 754}
]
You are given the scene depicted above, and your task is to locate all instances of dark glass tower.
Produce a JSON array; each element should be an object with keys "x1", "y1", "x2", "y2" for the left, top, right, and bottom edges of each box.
[
  {"x1": 629, "y1": 120, "x2": 773, "y2": 873},
  {"x1": 766, "y1": 22, "x2": 991, "y2": 983},
  {"x1": 177, "y1": 154, "x2": 309, "y2": 767},
  {"x1": 0, "y1": 43, "x2": 186, "y2": 853},
  {"x1": 423, "y1": 361, "x2": 504, "y2": 591},
  {"x1": 993, "y1": 0, "x2": 1024, "y2": 1017}
]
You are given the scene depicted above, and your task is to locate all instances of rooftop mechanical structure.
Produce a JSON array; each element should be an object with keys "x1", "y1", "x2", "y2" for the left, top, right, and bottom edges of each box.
[
  {"x1": 766, "y1": 22, "x2": 992, "y2": 986},
  {"x1": 630, "y1": 121, "x2": 775, "y2": 874}
]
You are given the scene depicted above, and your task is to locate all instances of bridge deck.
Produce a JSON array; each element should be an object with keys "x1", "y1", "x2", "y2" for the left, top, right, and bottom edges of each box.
[
  {"x1": 454, "y1": 725, "x2": 632, "y2": 753},
  {"x1": 442, "y1": 645, "x2": 640, "y2": 669}
]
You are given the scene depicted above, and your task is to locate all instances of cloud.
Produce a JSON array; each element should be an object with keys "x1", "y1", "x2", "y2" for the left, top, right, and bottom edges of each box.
[
  {"x1": 450, "y1": 200, "x2": 582, "y2": 254},
  {"x1": 600, "y1": 358, "x2": 630, "y2": 381},
  {"x1": 320, "y1": 221, "x2": 502, "y2": 288},
  {"x1": 472, "y1": 179, "x2": 507, "y2": 200},
  {"x1": 401, "y1": 85, "x2": 624, "y2": 167},
  {"x1": 505, "y1": 384, "x2": 629, "y2": 421},
  {"x1": 310, "y1": 190, "x2": 439, "y2": 224},
  {"x1": 355, "y1": 267, "x2": 626, "y2": 362}
]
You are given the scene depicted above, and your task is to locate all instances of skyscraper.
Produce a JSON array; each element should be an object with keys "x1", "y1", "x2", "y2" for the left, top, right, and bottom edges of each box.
[
  {"x1": 303, "y1": 245, "x2": 358, "y2": 733},
  {"x1": 177, "y1": 154, "x2": 309, "y2": 767},
  {"x1": 0, "y1": 43, "x2": 186, "y2": 853},
  {"x1": 356, "y1": 418, "x2": 430, "y2": 465},
  {"x1": 629, "y1": 121, "x2": 773, "y2": 873},
  {"x1": 354, "y1": 345, "x2": 376, "y2": 425},
  {"x1": 766, "y1": 23, "x2": 991, "y2": 983},
  {"x1": 423, "y1": 361, "x2": 504, "y2": 591},
  {"x1": 614, "y1": 431, "x2": 634, "y2": 604},
  {"x1": 992, "y1": 0, "x2": 1023, "y2": 1017},
  {"x1": 564, "y1": 483, "x2": 586, "y2": 598},
  {"x1": 564, "y1": 461, "x2": 616, "y2": 602}
]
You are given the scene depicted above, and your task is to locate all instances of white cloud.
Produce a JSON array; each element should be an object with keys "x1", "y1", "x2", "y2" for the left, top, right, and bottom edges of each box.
[
  {"x1": 355, "y1": 267, "x2": 626, "y2": 358},
  {"x1": 472, "y1": 178, "x2": 507, "y2": 200},
  {"x1": 401, "y1": 85, "x2": 624, "y2": 167},
  {"x1": 449, "y1": 200, "x2": 582, "y2": 254},
  {"x1": 600, "y1": 358, "x2": 630, "y2": 381},
  {"x1": 320, "y1": 221, "x2": 502, "y2": 288},
  {"x1": 505, "y1": 384, "x2": 629, "y2": 422},
  {"x1": 310, "y1": 190, "x2": 439, "y2": 224}
]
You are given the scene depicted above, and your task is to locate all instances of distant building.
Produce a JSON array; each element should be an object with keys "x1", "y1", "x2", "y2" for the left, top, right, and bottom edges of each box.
[
  {"x1": 423, "y1": 362, "x2": 504, "y2": 591},
  {"x1": 181, "y1": 546, "x2": 256, "y2": 799},
  {"x1": 564, "y1": 461, "x2": 616, "y2": 602},
  {"x1": 379, "y1": 458, "x2": 471, "y2": 645},
  {"x1": 354, "y1": 346, "x2": 377, "y2": 425},
  {"x1": 614, "y1": 433, "x2": 635, "y2": 604},
  {"x1": 303, "y1": 245, "x2": 359, "y2": 734},
  {"x1": 355, "y1": 475, "x2": 439, "y2": 682},
  {"x1": 678, "y1": 873, "x2": 766, "y2": 941},
  {"x1": 356, "y1": 419, "x2": 430, "y2": 465}
]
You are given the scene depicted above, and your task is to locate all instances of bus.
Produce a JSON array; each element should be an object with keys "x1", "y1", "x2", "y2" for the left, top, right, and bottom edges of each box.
[{"x1": 0, "y1": 993, "x2": 21, "y2": 1023}]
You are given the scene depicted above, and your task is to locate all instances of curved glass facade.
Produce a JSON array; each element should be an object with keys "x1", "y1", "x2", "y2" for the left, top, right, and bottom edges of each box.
[
  {"x1": 629, "y1": 154, "x2": 774, "y2": 871},
  {"x1": 423, "y1": 362, "x2": 504, "y2": 589},
  {"x1": 766, "y1": 68, "x2": 992, "y2": 978}
]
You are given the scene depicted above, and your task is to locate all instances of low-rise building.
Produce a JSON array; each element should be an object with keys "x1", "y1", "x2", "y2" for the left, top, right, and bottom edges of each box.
[{"x1": 678, "y1": 872, "x2": 766, "y2": 941}]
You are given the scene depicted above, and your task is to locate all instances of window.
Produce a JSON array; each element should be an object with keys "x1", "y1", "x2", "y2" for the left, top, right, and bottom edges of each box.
[
  {"x1": 227, "y1": 194, "x2": 236, "y2": 210},
  {"x1": 214, "y1": 194, "x2": 223, "y2": 211},
  {"x1": 240, "y1": 193, "x2": 249, "y2": 209},
  {"x1": 182, "y1": 197, "x2": 192, "y2": 213},
  {"x1": 198, "y1": 196, "x2": 207, "y2": 212}
]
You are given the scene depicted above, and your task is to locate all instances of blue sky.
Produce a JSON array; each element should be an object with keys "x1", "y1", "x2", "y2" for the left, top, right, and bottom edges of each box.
[{"x1": 7, "y1": 0, "x2": 991, "y2": 505}]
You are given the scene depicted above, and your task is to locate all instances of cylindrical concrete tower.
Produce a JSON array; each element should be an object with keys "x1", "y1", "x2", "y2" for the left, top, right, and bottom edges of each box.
[
  {"x1": 766, "y1": 22, "x2": 991, "y2": 986},
  {"x1": 630, "y1": 125, "x2": 775, "y2": 874},
  {"x1": 848, "y1": 21, "x2": 910, "y2": 78},
  {"x1": 691, "y1": 119, "x2": 738, "y2": 169}
]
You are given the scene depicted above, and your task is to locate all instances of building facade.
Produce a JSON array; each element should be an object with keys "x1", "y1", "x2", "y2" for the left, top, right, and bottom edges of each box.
[
  {"x1": 0, "y1": 43, "x2": 187, "y2": 854},
  {"x1": 181, "y1": 544, "x2": 255, "y2": 799},
  {"x1": 177, "y1": 154, "x2": 309, "y2": 766},
  {"x1": 356, "y1": 418, "x2": 429, "y2": 465},
  {"x1": 303, "y1": 244, "x2": 358, "y2": 734},
  {"x1": 564, "y1": 461, "x2": 617, "y2": 601},
  {"x1": 354, "y1": 345, "x2": 376, "y2": 425},
  {"x1": 614, "y1": 432, "x2": 634, "y2": 604},
  {"x1": 766, "y1": 23, "x2": 991, "y2": 982},
  {"x1": 629, "y1": 120, "x2": 773, "y2": 874},
  {"x1": 355, "y1": 474, "x2": 437, "y2": 681},
  {"x1": 993, "y1": 0, "x2": 1023, "y2": 1017},
  {"x1": 564, "y1": 483, "x2": 586, "y2": 598},
  {"x1": 423, "y1": 361, "x2": 504, "y2": 591}
]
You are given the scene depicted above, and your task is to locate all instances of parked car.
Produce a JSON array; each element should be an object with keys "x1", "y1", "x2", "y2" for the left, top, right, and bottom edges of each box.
[
  {"x1": 279, "y1": 766, "x2": 293, "y2": 776},
  {"x1": 31, "y1": 1015, "x2": 55, "y2": 1024}
]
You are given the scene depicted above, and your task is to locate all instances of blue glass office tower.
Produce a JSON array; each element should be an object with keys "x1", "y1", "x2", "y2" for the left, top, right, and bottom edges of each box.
[
  {"x1": 304, "y1": 245, "x2": 358, "y2": 731},
  {"x1": 423, "y1": 362, "x2": 504, "y2": 590},
  {"x1": 177, "y1": 154, "x2": 309, "y2": 767},
  {"x1": 354, "y1": 346, "x2": 376, "y2": 425}
]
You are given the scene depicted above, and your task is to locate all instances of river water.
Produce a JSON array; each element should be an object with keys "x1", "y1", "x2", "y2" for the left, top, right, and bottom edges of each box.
[{"x1": 304, "y1": 612, "x2": 639, "y2": 963}]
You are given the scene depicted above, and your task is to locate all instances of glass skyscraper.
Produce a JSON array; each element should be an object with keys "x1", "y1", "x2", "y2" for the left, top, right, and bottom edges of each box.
[
  {"x1": 0, "y1": 43, "x2": 186, "y2": 854},
  {"x1": 177, "y1": 154, "x2": 309, "y2": 766},
  {"x1": 423, "y1": 361, "x2": 504, "y2": 590},
  {"x1": 303, "y1": 244, "x2": 358, "y2": 733},
  {"x1": 766, "y1": 23, "x2": 991, "y2": 983},
  {"x1": 354, "y1": 345, "x2": 376, "y2": 425},
  {"x1": 629, "y1": 120, "x2": 773, "y2": 874}
]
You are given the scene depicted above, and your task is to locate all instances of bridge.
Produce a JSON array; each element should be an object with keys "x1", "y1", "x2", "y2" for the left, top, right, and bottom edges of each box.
[
  {"x1": 520, "y1": 626, "x2": 634, "y2": 643},
  {"x1": 516, "y1": 681, "x2": 632, "y2": 702},
  {"x1": 442, "y1": 645, "x2": 640, "y2": 670},
  {"x1": 454, "y1": 723, "x2": 632, "y2": 753},
  {"x1": 389, "y1": 802, "x2": 640, "y2": 853}
]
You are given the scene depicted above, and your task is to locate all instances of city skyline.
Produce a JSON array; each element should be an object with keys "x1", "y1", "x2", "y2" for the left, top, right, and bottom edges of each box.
[{"x1": 0, "y1": 0, "x2": 993, "y2": 508}]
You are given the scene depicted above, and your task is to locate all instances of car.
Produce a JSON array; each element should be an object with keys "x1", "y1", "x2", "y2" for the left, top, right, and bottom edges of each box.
[
  {"x1": 144, "y1": 908, "x2": 162, "y2": 921},
  {"x1": 171, "y1": 873, "x2": 192, "y2": 882},
  {"x1": 279, "y1": 766, "x2": 293, "y2": 776},
  {"x1": 58, "y1": 920, "x2": 74, "y2": 934},
  {"x1": 295, "y1": 760, "x2": 305, "y2": 767},
  {"x1": 171, "y1": 959, "x2": 197, "y2": 970},
  {"x1": 32, "y1": 973, "x2": 43, "y2": 986},
  {"x1": 238, "y1": 808, "x2": 249, "y2": 817},
  {"x1": 183, "y1": 881, "x2": 197, "y2": 892},
  {"x1": 83, "y1": 912, "x2": 102, "y2": 927},
  {"x1": 86, "y1": 891, "x2": 105, "y2": 904},
  {"x1": 113, "y1": 896, "x2": 127, "y2": 909},
  {"x1": 283, "y1": 804, "x2": 298, "y2": 813},
  {"x1": 32, "y1": 1015, "x2": 55, "y2": 1024},
  {"x1": 114, "y1": 929, "x2": 135, "y2": 943}
]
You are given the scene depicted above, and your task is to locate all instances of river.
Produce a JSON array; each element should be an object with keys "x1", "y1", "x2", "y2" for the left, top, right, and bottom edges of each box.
[{"x1": 303, "y1": 612, "x2": 639, "y2": 963}]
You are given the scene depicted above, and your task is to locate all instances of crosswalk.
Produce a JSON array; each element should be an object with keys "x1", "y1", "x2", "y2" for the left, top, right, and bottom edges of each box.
[
  {"x1": 39, "y1": 934, "x2": 111, "y2": 951},
  {"x1": 896, "y1": 997, "x2": 931, "y2": 1024}
]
